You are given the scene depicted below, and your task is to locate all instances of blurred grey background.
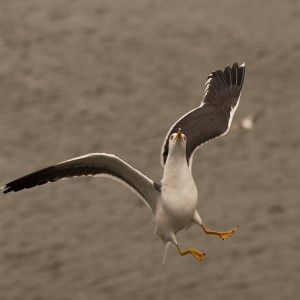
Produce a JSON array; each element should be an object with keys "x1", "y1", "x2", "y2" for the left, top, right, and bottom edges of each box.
[{"x1": 0, "y1": 0, "x2": 300, "y2": 299}]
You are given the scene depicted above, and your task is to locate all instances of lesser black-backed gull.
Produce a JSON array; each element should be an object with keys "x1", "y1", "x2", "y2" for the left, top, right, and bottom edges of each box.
[{"x1": 1, "y1": 62, "x2": 245, "y2": 262}]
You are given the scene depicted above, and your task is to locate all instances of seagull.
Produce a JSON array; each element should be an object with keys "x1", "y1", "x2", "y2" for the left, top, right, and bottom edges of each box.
[
  {"x1": 240, "y1": 113, "x2": 258, "y2": 130},
  {"x1": 1, "y1": 62, "x2": 245, "y2": 262},
  {"x1": 232, "y1": 112, "x2": 259, "y2": 131}
]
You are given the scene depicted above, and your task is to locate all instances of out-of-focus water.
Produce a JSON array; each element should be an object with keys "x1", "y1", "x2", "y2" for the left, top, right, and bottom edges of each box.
[{"x1": 1, "y1": 1, "x2": 300, "y2": 299}]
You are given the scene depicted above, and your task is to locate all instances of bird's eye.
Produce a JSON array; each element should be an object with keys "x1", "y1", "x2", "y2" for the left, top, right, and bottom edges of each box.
[
  {"x1": 170, "y1": 135, "x2": 174, "y2": 141},
  {"x1": 183, "y1": 136, "x2": 187, "y2": 141}
]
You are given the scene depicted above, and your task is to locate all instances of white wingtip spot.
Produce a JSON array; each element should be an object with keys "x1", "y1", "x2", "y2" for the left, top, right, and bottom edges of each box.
[
  {"x1": 240, "y1": 62, "x2": 246, "y2": 67},
  {"x1": 205, "y1": 77, "x2": 213, "y2": 86}
]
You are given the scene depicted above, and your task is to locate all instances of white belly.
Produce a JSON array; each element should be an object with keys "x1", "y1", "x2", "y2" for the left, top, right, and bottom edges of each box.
[
  {"x1": 154, "y1": 180, "x2": 198, "y2": 242},
  {"x1": 156, "y1": 144, "x2": 198, "y2": 243}
]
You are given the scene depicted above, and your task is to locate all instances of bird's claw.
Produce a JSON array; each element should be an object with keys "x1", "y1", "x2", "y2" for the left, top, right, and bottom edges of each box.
[
  {"x1": 219, "y1": 226, "x2": 239, "y2": 240},
  {"x1": 177, "y1": 245, "x2": 205, "y2": 261},
  {"x1": 190, "y1": 248, "x2": 205, "y2": 261}
]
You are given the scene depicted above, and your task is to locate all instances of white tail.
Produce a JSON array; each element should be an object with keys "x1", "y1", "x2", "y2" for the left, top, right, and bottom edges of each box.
[{"x1": 162, "y1": 242, "x2": 171, "y2": 264}]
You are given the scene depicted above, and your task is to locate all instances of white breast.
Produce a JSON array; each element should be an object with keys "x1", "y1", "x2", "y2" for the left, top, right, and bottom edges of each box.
[{"x1": 155, "y1": 156, "x2": 198, "y2": 238}]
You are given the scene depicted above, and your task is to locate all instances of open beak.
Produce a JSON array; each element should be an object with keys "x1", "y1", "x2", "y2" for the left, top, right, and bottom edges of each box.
[{"x1": 174, "y1": 127, "x2": 183, "y2": 142}]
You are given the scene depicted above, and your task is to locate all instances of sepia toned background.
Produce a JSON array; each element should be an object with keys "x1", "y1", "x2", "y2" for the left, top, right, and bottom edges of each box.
[{"x1": 0, "y1": 0, "x2": 299, "y2": 299}]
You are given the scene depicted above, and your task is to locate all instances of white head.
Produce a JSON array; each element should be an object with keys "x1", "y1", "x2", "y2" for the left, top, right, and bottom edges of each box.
[
  {"x1": 162, "y1": 127, "x2": 188, "y2": 183},
  {"x1": 168, "y1": 127, "x2": 187, "y2": 156}
]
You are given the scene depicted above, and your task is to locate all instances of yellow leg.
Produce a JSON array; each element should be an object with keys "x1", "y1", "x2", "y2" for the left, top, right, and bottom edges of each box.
[
  {"x1": 176, "y1": 245, "x2": 205, "y2": 261},
  {"x1": 201, "y1": 224, "x2": 239, "y2": 240}
]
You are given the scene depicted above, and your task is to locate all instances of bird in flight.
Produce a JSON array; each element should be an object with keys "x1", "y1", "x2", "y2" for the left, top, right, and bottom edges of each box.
[{"x1": 1, "y1": 62, "x2": 245, "y2": 262}]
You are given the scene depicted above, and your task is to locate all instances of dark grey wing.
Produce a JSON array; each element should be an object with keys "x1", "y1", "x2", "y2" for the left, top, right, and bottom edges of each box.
[
  {"x1": 1, "y1": 153, "x2": 159, "y2": 213},
  {"x1": 161, "y1": 62, "x2": 245, "y2": 168}
]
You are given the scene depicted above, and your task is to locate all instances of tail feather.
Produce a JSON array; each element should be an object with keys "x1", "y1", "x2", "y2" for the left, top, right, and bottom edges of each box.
[{"x1": 162, "y1": 242, "x2": 171, "y2": 264}]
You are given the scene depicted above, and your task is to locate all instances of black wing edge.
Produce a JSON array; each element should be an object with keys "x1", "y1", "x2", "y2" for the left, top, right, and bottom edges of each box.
[
  {"x1": 1, "y1": 164, "x2": 59, "y2": 194},
  {"x1": 161, "y1": 62, "x2": 245, "y2": 166}
]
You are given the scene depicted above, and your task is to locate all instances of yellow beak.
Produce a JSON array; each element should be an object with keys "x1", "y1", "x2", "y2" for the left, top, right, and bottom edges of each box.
[{"x1": 174, "y1": 127, "x2": 183, "y2": 142}]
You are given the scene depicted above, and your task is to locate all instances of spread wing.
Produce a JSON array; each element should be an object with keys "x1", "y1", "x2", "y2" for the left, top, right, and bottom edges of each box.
[
  {"x1": 1, "y1": 153, "x2": 160, "y2": 213},
  {"x1": 161, "y1": 62, "x2": 245, "y2": 168}
]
